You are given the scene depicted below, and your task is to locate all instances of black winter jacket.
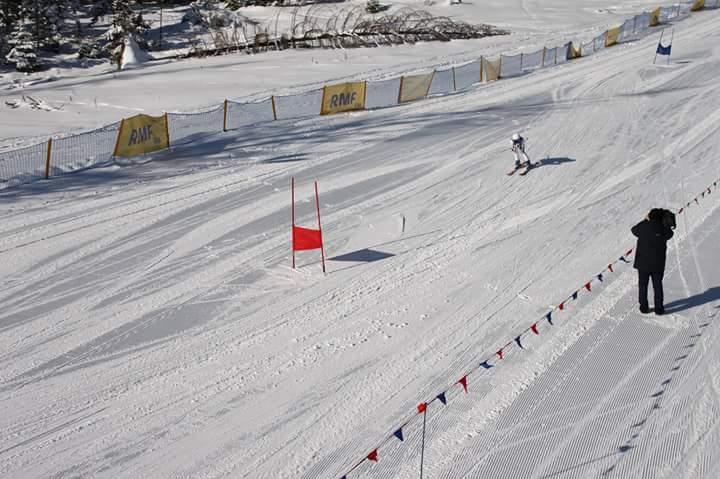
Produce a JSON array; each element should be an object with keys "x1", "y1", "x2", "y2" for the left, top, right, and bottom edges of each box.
[{"x1": 631, "y1": 219, "x2": 674, "y2": 272}]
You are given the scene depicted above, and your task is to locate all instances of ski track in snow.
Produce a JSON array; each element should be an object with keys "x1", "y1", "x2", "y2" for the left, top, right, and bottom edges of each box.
[{"x1": 2, "y1": 8, "x2": 720, "y2": 479}]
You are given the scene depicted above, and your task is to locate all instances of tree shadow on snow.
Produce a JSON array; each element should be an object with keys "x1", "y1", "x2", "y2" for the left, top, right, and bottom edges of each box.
[{"x1": 664, "y1": 286, "x2": 720, "y2": 314}]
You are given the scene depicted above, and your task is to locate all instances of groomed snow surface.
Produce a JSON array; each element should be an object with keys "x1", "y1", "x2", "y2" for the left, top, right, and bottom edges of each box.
[{"x1": 2, "y1": 4, "x2": 720, "y2": 479}]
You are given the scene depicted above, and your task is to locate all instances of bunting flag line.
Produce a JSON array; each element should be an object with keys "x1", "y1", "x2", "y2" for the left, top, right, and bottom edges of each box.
[{"x1": 339, "y1": 175, "x2": 720, "y2": 479}]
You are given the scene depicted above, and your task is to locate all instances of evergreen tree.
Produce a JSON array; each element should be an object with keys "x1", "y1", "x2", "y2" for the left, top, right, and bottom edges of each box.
[
  {"x1": 106, "y1": 0, "x2": 150, "y2": 65},
  {"x1": 6, "y1": 20, "x2": 39, "y2": 71}
]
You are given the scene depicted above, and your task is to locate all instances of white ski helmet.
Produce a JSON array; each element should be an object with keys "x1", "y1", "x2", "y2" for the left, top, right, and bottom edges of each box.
[{"x1": 511, "y1": 133, "x2": 521, "y2": 141}]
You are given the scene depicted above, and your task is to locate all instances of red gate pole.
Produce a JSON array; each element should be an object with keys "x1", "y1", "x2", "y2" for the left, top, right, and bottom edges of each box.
[
  {"x1": 291, "y1": 177, "x2": 296, "y2": 269},
  {"x1": 315, "y1": 181, "x2": 326, "y2": 274}
]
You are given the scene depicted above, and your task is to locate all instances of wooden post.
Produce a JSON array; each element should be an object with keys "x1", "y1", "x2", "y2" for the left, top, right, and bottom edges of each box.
[
  {"x1": 164, "y1": 112, "x2": 170, "y2": 147},
  {"x1": 223, "y1": 99, "x2": 229, "y2": 132},
  {"x1": 315, "y1": 181, "x2": 326, "y2": 274},
  {"x1": 452, "y1": 66, "x2": 457, "y2": 91},
  {"x1": 398, "y1": 76, "x2": 405, "y2": 104},
  {"x1": 271, "y1": 96, "x2": 278, "y2": 120},
  {"x1": 113, "y1": 119, "x2": 124, "y2": 157},
  {"x1": 479, "y1": 57, "x2": 483, "y2": 82},
  {"x1": 44, "y1": 138, "x2": 53, "y2": 179}
]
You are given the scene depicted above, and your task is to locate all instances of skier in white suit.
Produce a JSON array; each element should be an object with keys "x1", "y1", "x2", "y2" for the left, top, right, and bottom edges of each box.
[{"x1": 510, "y1": 133, "x2": 532, "y2": 171}]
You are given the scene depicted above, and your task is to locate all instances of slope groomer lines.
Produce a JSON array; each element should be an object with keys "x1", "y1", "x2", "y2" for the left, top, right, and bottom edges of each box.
[{"x1": 4, "y1": 3, "x2": 720, "y2": 479}]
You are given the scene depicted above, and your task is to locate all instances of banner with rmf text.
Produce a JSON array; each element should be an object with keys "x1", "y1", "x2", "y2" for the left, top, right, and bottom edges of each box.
[
  {"x1": 321, "y1": 82, "x2": 367, "y2": 115},
  {"x1": 114, "y1": 114, "x2": 170, "y2": 157}
]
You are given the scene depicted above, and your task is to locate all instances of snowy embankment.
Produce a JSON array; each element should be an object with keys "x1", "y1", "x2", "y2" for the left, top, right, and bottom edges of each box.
[{"x1": 1, "y1": 5, "x2": 720, "y2": 479}]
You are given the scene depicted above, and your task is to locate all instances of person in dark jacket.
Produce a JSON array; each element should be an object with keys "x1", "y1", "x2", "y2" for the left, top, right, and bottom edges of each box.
[{"x1": 631, "y1": 209, "x2": 674, "y2": 315}]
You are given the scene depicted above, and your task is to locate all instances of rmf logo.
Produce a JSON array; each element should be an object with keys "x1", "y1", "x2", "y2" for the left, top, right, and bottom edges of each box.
[
  {"x1": 329, "y1": 91, "x2": 358, "y2": 108},
  {"x1": 128, "y1": 125, "x2": 157, "y2": 146}
]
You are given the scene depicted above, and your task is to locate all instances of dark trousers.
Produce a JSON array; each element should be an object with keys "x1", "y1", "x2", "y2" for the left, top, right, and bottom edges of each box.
[{"x1": 638, "y1": 270, "x2": 664, "y2": 310}]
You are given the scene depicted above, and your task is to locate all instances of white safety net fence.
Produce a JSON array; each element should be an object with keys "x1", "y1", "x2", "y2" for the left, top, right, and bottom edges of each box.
[
  {"x1": 500, "y1": 54, "x2": 523, "y2": 78},
  {"x1": 594, "y1": 32, "x2": 607, "y2": 51},
  {"x1": 557, "y1": 43, "x2": 571, "y2": 64},
  {"x1": 168, "y1": 106, "x2": 224, "y2": 145},
  {"x1": 227, "y1": 98, "x2": 275, "y2": 130},
  {"x1": 521, "y1": 49, "x2": 544, "y2": 71},
  {"x1": 51, "y1": 122, "x2": 120, "y2": 176},
  {"x1": 0, "y1": 141, "x2": 48, "y2": 189},
  {"x1": 365, "y1": 78, "x2": 401, "y2": 109},
  {"x1": 543, "y1": 47, "x2": 558, "y2": 68},
  {"x1": 453, "y1": 61, "x2": 481, "y2": 91},
  {"x1": 635, "y1": 12, "x2": 652, "y2": 33},
  {"x1": 273, "y1": 89, "x2": 323, "y2": 120},
  {"x1": 428, "y1": 68, "x2": 455, "y2": 96},
  {"x1": 619, "y1": 18, "x2": 637, "y2": 43}
]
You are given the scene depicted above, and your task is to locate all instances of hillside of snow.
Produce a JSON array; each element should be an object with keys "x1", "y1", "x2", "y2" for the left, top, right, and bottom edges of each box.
[{"x1": 2, "y1": 2, "x2": 720, "y2": 479}]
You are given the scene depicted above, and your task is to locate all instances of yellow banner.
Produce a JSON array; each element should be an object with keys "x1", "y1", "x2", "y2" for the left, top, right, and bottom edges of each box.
[
  {"x1": 691, "y1": 0, "x2": 705, "y2": 11},
  {"x1": 399, "y1": 73, "x2": 434, "y2": 103},
  {"x1": 605, "y1": 26, "x2": 621, "y2": 47},
  {"x1": 650, "y1": 7, "x2": 661, "y2": 26},
  {"x1": 481, "y1": 57, "x2": 501, "y2": 81},
  {"x1": 114, "y1": 114, "x2": 169, "y2": 157},
  {"x1": 570, "y1": 43, "x2": 582, "y2": 59},
  {"x1": 320, "y1": 82, "x2": 367, "y2": 115}
]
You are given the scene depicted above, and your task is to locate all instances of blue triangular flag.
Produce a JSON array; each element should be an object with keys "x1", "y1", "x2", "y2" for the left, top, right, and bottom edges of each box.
[
  {"x1": 480, "y1": 360, "x2": 493, "y2": 369},
  {"x1": 394, "y1": 428, "x2": 404, "y2": 442},
  {"x1": 597, "y1": 273, "x2": 604, "y2": 282},
  {"x1": 546, "y1": 311, "x2": 554, "y2": 325},
  {"x1": 515, "y1": 335, "x2": 524, "y2": 349},
  {"x1": 437, "y1": 392, "x2": 447, "y2": 405},
  {"x1": 572, "y1": 291, "x2": 578, "y2": 300},
  {"x1": 619, "y1": 255, "x2": 629, "y2": 263}
]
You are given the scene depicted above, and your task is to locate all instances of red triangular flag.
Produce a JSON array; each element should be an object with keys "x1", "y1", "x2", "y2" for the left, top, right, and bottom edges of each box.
[
  {"x1": 367, "y1": 449, "x2": 378, "y2": 462},
  {"x1": 625, "y1": 249, "x2": 633, "y2": 256},
  {"x1": 584, "y1": 282, "x2": 591, "y2": 292},
  {"x1": 608, "y1": 263, "x2": 614, "y2": 273},
  {"x1": 678, "y1": 208, "x2": 684, "y2": 215},
  {"x1": 417, "y1": 402, "x2": 427, "y2": 414},
  {"x1": 458, "y1": 376, "x2": 468, "y2": 393},
  {"x1": 530, "y1": 323, "x2": 539, "y2": 335},
  {"x1": 496, "y1": 349, "x2": 504, "y2": 360},
  {"x1": 559, "y1": 302, "x2": 565, "y2": 311},
  {"x1": 292, "y1": 225, "x2": 323, "y2": 251}
]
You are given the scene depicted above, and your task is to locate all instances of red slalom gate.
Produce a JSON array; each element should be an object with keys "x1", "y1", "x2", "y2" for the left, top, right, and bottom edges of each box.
[{"x1": 291, "y1": 177, "x2": 326, "y2": 273}]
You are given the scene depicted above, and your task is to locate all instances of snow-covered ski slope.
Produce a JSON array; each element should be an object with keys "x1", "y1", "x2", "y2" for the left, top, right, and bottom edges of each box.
[{"x1": 2, "y1": 7, "x2": 720, "y2": 479}]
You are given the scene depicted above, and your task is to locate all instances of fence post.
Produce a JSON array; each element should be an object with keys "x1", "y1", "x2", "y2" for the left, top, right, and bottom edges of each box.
[
  {"x1": 164, "y1": 112, "x2": 171, "y2": 148},
  {"x1": 452, "y1": 66, "x2": 457, "y2": 91},
  {"x1": 44, "y1": 138, "x2": 53, "y2": 179},
  {"x1": 271, "y1": 96, "x2": 278, "y2": 120},
  {"x1": 479, "y1": 57, "x2": 483, "y2": 82},
  {"x1": 223, "y1": 99, "x2": 229, "y2": 132},
  {"x1": 398, "y1": 76, "x2": 405, "y2": 104},
  {"x1": 541, "y1": 48, "x2": 546, "y2": 68}
]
